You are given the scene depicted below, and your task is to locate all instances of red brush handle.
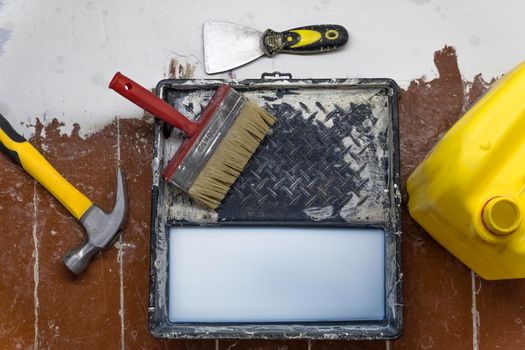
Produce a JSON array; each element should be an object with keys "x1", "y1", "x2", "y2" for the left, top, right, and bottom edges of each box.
[{"x1": 109, "y1": 72, "x2": 198, "y2": 136}]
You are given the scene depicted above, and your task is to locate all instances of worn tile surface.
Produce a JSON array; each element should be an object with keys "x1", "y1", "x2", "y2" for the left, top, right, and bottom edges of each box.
[
  {"x1": 220, "y1": 340, "x2": 308, "y2": 350},
  {"x1": 476, "y1": 279, "x2": 525, "y2": 350},
  {"x1": 118, "y1": 117, "x2": 156, "y2": 349},
  {"x1": 0, "y1": 137, "x2": 36, "y2": 350},
  {"x1": 1, "y1": 46, "x2": 522, "y2": 349},
  {"x1": 311, "y1": 340, "x2": 386, "y2": 350},
  {"x1": 393, "y1": 46, "x2": 476, "y2": 350},
  {"x1": 32, "y1": 120, "x2": 121, "y2": 349}
]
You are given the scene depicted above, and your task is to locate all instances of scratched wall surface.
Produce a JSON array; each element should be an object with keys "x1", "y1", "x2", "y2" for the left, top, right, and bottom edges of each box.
[{"x1": 2, "y1": 46, "x2": 524, "y2": 350}]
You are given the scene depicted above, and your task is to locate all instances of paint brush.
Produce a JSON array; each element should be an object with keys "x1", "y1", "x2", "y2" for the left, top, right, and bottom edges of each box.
[{"x1": 109, "y1": 73, "x2": 276, "y2": 209}]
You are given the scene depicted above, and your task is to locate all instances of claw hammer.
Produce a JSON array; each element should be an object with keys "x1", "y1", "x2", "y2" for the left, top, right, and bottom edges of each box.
[{"x1": 0, "y1": 114, "x2": 128, "y2": 275}]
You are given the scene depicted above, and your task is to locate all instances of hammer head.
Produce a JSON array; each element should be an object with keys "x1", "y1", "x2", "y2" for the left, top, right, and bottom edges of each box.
[{"x1": 63, "y1": 168, "x2": 128, "y2": 275}]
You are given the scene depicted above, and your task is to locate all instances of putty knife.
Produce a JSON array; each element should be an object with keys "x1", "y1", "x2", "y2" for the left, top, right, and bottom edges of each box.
[{"x1": 203, "y1": 22, "x2": 349, "y2": 74}]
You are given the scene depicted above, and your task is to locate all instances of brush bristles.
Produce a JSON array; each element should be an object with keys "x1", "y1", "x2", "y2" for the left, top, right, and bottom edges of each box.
[{"x1": 188, "y1": 101, "x2": 276, "y2": 209}]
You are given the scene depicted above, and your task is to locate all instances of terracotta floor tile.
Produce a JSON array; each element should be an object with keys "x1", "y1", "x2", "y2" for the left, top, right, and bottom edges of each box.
[
  {"x1": 219, "y1": 340, "x2": 307, "y2": 350},
  {"x1": 390, "y1": 210, "x2": 473, "y2": 350},
  {"x1": 477, "y1": 279, "x2": 525, "y2": 349},
  {"x1": 31, "y1": 119, "x2": 121, "y2": 349},
  {"x1": 391, "y1": 46, "x2": 475, "y2": 350},
  {"x1": 163, "y1": 340, "x2": 218, "y2": 350},
  {"x1": 311, "y1": 340, "x2": 385, "y2": 350},
  {"x1": 118, "y1": 117, "x2": 158, "y2": 348},
  {"x1": 0, "y1": 153, "x2": 37, "y2": 349}
]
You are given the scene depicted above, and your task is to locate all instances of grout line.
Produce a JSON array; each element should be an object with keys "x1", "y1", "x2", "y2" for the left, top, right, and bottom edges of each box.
[
  {"x1": 32, "y1": 182, "x2": 39, "y2": 350},
  {"x1": 215, "y1": 339, "x2": 219, "y2": 350},
  {"x1": 307, "y1": 339, "x2": 312, "y2": 350},
  {"x1": 471, "y1": 270, "x2": 480, "y2": 350},
  {"x1": 117, "y1": 117, "x2": 125, "y2": 350},
  {"x1": 225, "y1": 341, "x2": 239, "y2": 350}
]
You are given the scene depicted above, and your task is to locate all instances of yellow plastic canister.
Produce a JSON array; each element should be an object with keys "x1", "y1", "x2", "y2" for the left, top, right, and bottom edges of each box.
[{"x1": 407, "y1": 61, "x2": 525, "y2": 280}]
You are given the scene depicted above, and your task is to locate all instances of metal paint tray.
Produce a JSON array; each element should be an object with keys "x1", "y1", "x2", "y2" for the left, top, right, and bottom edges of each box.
[{"x1": 149, "y1": 73, "x2": 402, "y2": 339}]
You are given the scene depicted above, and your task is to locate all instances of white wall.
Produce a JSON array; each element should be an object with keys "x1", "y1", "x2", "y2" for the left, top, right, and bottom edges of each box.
[{"x1": 0, "y1": 0, "x2": 523, "y2": 135}]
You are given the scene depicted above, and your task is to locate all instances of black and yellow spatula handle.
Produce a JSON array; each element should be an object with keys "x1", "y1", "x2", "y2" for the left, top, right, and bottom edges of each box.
[
  {"x1": 262, "y1": 24, "x2": 348, "y2": 56},
  {"x1": 0, "y1": 114, "x2": 93, "y2": 220}
]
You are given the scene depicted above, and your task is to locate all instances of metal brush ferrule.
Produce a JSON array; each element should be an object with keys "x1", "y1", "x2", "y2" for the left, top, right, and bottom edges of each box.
[{"x1": 170, "y1": 88, "x2": 247, "y2": 191}]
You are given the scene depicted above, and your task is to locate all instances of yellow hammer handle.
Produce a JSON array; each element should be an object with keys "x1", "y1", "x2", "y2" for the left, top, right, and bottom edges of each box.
[{"x1": 0, "y1": 114, "x2": 92, "y2": 220}]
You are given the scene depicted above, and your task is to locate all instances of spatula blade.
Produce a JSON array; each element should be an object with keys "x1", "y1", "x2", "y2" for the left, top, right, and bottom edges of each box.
[{"x1": 203, "y1": 21, "x2": 265, "y2": 74}]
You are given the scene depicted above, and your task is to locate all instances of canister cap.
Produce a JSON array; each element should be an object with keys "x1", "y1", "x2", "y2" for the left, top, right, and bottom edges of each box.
[{"x1": 483, "y1": 197, "x2": 521, "y2": 235}]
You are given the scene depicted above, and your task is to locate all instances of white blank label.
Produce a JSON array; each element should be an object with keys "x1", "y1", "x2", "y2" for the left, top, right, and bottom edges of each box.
[{"x1": 168, "y1": 226, "x2": 385, "y2": 323}]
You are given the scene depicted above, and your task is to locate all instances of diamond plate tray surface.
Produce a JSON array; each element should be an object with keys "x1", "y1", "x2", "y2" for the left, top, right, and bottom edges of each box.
[
  {"x1": 220, "y1": 96, "x2": 387, "y2": 222},
  {"x1": 161, "y1": 83, "x2": 393, "y2": 225}
]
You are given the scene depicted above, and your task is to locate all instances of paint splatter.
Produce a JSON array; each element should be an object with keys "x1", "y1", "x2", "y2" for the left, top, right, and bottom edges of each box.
[
  {"x1": 304, "y1": 206, "x2": 333, "y2": 221},
  {"x1": 166, "y1": 54, "x2": 198, "y2": 79},
  {"x1": 0, "y1": 27, "x2": 12, "y2": 55}
]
